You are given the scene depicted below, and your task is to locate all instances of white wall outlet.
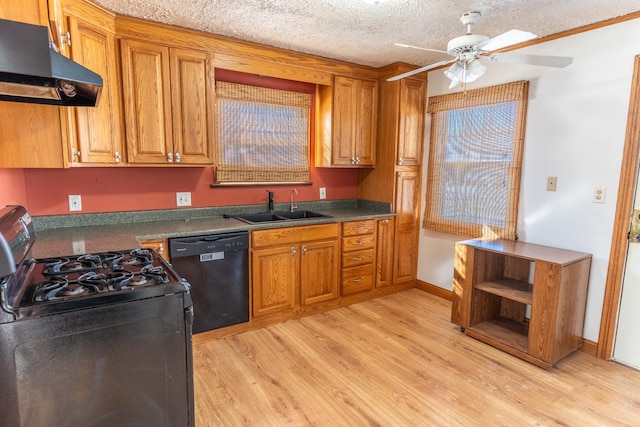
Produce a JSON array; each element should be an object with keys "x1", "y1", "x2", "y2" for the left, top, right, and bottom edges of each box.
[
  {"x1": 593, "y1": 186, "x2": 606, "y2": 203},
  {"x1": 176, "y1": 192, "x2": 192, "y2": 207},
  {"x1": 546, "y1": 176, "x2": 558, "y2": 192},
  {"x1": 319, "y1": 187, "x2": 327, "y2": 199},
  {"x1": 68, "y1": 194, "x2": 82, "y2": 211}
]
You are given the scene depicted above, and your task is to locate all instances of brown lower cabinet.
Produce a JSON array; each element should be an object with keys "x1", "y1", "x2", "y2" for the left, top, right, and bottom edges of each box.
[
  {"x1": 251, "y1": 224, "x2": 340, "y2": 319},
  {"x1": 341, "y1": 219, "x2": 376, "y2": 296}
]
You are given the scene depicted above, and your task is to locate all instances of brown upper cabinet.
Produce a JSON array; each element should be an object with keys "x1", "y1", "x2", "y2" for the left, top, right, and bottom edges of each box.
[
  {"x1": 55, "y1": 0, "x2": 124, "y2": 165},
  {"x1": 396, "y1": 79, "x2": 426, "y2": 166},
  {"x1": 120, "y1": 39, "x2": 215, "y2": 165},
  {"x1": 316, "y1": 76, "x2": 378, "y2": 168}
]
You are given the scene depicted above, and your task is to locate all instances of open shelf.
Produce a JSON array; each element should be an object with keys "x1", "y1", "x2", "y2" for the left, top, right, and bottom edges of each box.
[
  {"x1": 475, "y1": 279, "x2": 533, "y2": 305},
  {"x1": 468, "y1": 317, "x2": 529, "y2": 354}
]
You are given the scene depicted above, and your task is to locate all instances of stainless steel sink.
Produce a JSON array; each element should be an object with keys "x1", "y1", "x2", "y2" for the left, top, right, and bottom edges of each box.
[{"x1": 233, "y1": 210, "x2": 331, "y2": 224}]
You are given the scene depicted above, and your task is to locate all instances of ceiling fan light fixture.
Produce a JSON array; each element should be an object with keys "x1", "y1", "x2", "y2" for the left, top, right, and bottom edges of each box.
[
  {"x1": 444, "y1": 61, "x2": 465, "y2": 82},
  {"x1": 465, "y1": 59, "x2": 486, "y2": 82}
]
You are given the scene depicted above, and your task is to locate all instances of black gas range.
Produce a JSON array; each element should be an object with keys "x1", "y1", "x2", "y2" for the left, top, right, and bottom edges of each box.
[{"x1": 0, "y1": 205, "x2": 195, "y2": 426}]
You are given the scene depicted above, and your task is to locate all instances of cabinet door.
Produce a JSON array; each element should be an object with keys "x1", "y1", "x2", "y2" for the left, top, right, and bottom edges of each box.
[
  {"x1": 393, "y1": 169, "x2": 420, "y2": 285},
  {"x1": 170, "y1": 48, "x2": 214, "y2": 164},
  {"x1": 354, "y1": 79, "x2": 377, "y2": 166},
  {"x1": 0, "y1": 0, "x2": 65, "y2": 168},
  {"x1": 140, "y1": 238, "x2": 169, "y2": 261},
  {"x1": 121, "y1": 39, "x2": 173, "y2": 164},
  {"x1": 66, "y1": 14, "x2": 124, "y2": 164},
  {"x1": 300, "y1": 240, "x2": 340, "y2": 306},
  {"x1": 332, "y1": 76, "x2": 357, "y2": 166},
  {"x1": 376, "y1": 217, "x2": 395, "y2": 288},
  {"x1": 397, "y1": 79, "x2": 426, "y2": 166},
  {"x1": 251, "y1": 245, "x2": 298, "y2": 317}
]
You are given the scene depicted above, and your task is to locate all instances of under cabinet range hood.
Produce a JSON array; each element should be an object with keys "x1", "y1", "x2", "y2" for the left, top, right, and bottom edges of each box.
[{"x1": 0, "y1": 18, "x2": 102, "y2": 107}]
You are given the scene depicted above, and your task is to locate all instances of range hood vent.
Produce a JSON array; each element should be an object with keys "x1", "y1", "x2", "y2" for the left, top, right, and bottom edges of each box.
[{"x1": 0, "y1": 18, "x2": 102, "y2": 107}]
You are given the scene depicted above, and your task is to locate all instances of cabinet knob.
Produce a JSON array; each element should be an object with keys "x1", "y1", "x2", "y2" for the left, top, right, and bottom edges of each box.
[
  {"x1": 175, "y1": 152, "x2": 181, "y2": 163},
  {"x1": 399, "y1": 157, "x2": 404, "y2": 165},
  {"x1": 114, "y1": 152, "x2": 121, "y2": 163},
  {"x1": 351, "y1": 157, "x2": 356, "y2": 165},
  {"x1": 302, "y1": 245, "x2": 307, "y2": 254},
  {"x1": 167, "y1": 153, "x2": 173, "y2": 163},
  {"x1": 60, "y1": 31, "x2": 71, "y2": 46},
  {"x1": 291, "y1": 247, "x2": 297, "y2": 255},
  {"x1": 72, "y1": 149, "x2": 81, "y2": 158},
  {"x1": 382, "y1": 219, "x2": 389, "y2": 224}
]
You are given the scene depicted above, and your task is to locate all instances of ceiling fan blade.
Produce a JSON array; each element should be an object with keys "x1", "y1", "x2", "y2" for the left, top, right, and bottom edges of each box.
[
  {"x1": 489, "y1": 53, "x2": 573, "y2": 68},
  {"x1": 477, "y1": 29, "x2": 537, "y2": 52},
  {"x1": 394, "y1": 43, "x2": 449, "y2": 55},
  {"x1": 387, "y1": 59, "x2": 456, "y2": 81}
]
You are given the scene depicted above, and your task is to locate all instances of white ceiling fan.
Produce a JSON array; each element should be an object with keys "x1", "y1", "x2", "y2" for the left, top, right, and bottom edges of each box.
[{"x1": 388, "y1": 11, "x2": 573, "y2": 88}]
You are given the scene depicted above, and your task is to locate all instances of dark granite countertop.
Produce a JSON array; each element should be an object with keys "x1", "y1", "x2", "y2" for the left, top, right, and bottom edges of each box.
[{"x1": 31, "y1": 200, "x2": 393, "y2": 258}]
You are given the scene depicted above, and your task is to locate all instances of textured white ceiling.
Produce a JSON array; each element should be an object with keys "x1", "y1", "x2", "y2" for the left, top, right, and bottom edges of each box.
[{"x1": 94, "y1": 0, "x2": 640, "y2": 68}]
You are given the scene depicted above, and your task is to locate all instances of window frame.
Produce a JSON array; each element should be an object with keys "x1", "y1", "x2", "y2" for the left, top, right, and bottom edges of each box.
[
  {"x1": 423, "y1": 81, "x2": 529, "y2": 240},
  {"x1": 213, "y1": 78, "x2": 314, "y2": 185}
]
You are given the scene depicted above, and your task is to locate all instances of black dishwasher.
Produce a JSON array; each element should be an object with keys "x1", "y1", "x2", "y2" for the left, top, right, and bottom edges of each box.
[{"x1": 169, "y1": 231, "x2": 249, "y2": 333}]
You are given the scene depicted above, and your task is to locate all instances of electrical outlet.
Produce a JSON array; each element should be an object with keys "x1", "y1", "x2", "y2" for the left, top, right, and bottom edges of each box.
[
  {"x1": 319, "y1": 187, "x2": 327, "y2": 199},
  {"x1": 593, "y1": 186, "x2": 606, "y2": 203},
  {"x1": 176, "y1": 192, "x2": 192, "y2": 207},
  {"x1": 546, "y1": 176, "x2": 557, "y2": 192},
  {"x1": 68, "y1": 195, "x2": 82, "y2": 211}
]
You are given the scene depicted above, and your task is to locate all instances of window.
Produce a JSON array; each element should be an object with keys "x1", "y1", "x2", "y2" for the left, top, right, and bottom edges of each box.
[
  {"x1": 215, "y1": 81, "x2": 312, "y2": 184},
  {"x1": 423, "y1": 81, "x2": 529, "y2": 240}
]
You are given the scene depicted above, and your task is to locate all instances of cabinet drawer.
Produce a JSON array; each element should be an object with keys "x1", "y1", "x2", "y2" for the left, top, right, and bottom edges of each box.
[
  {"x1": 342, "y1": 234, "x2": 375, "y2": 251},
  {"x1": 342, "y1": 248, "x2": 374, "y2": 268},
  {"x1": 341, "y1": 264, "x2": 374, "y2": 296},
  {"x1": 342, "y1": 220, "x2": 375, "y2": 236},
  {"x1": 252, "y1": 224, "x2": 339, "y2": 248}
]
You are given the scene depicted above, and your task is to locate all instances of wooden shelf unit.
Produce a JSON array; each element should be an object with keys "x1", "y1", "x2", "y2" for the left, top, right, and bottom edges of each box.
[{"x1": 451, "y1": 238, "x2": 592, "y2": 369}]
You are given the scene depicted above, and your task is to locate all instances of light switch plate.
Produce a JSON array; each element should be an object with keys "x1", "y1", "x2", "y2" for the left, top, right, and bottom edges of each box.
[
  {"x1": 319, "y1": 187, "x2": 326, "y2": 199},
  {"x1": 546, "y1": 176, "x2": 557, "y2": 192}
]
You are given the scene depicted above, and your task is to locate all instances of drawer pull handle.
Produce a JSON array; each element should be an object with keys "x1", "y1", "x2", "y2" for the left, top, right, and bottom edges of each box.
[
  {"x1": 354, "y1": 242, "x2": 365, "y2": 245},
  {"x1": 351, "y1": 278, "x2": 363, "y2": 283},
  {"x1": 352, "y1": 257, "x2": 364, "y2": 261}
]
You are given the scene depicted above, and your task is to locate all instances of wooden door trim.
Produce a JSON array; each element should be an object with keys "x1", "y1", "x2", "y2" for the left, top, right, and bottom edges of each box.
[{"x1": 597, "y1": 55, "x2": 640, "y2": 359}]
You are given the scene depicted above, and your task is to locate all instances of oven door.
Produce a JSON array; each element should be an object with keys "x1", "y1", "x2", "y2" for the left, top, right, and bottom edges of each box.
[{"x1": 0, "y1": 293, "x2": 194, "y2": 427}]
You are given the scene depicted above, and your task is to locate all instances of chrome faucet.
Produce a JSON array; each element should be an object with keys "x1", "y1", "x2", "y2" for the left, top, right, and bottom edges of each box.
[
  {"x1": 266, "y1": 190, "x2": 274, "y2": 212},
  {"x1": 290, "y1": 188, "x2": 298, "y2": 212}
]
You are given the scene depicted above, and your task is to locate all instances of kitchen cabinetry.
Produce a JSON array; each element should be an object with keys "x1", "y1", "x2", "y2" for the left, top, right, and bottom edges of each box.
[
  {"x1": 120, "y1": 39, "x2": 214, "y2": 165},
  {"x1": 140, "y1": 238, "x2": 169, "y2": 261},
  {"x1": 376, "y1": 217, "x2": 394, "y2": 288},
  {"x1": 316, "y1": 75, "x2": 377, "y2": 167},
  {"x1": 53, "y1": 0, "x2": 124, "y2": 165},
  {"x1": 451, "y1": 238, "x2": 592, "y2": 369},
  {"x1": 0, "y1": 0, "x2": 66, "y2": 168},
  {"x1": 358, "y1": 66, "x2": 427, "y2": 288},
  {"x1": 392, "y1": 170, "x2": 420, "y2": 286},
  {"x1": 251, "y1": 224, "x2": 339, "y2": 318},
  {"x1": 341, "y1": 220, "x2": 376, "y2": 296}
]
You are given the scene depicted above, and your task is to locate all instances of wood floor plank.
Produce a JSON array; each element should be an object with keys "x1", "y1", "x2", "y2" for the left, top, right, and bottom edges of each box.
[{"x1": 193, "y1": 289, "x2": 640, "y2": 426}]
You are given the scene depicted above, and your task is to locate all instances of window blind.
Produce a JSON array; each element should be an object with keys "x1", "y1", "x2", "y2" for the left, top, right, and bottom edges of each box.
[
  {"x1": 423, "y1": 81, "x2": 529, "y2": 240},
  {"x1": 215, "y1": 81, "x2": 312, "y2": 183}
]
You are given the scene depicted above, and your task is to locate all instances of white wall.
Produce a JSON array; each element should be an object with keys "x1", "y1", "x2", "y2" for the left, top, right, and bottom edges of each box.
[{"x1": 417, "y1": 17, "x2": 640, "y2": 342}]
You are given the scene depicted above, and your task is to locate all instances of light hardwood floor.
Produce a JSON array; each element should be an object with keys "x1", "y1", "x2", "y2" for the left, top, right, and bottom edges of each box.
[{"x1": 193, "y1": 289, "x2": 640, "y2": 426}]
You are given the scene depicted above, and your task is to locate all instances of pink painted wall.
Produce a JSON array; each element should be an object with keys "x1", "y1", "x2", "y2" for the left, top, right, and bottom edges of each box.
[
  {"x1": 21, "y1": 166, "x2": 357, "y2": 215},
  {"x1": 0, "y1": 169, "x2": 28, "y2": 207}
]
